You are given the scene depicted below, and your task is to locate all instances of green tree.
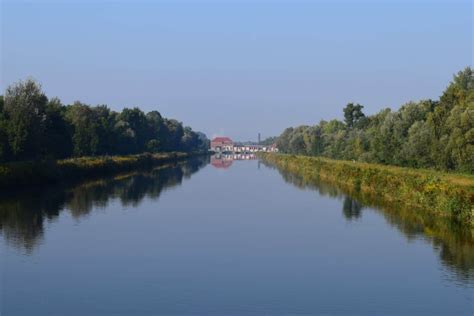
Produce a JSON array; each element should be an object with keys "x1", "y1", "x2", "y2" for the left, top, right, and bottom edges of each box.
[
  {"x1": 1, "y1": 78, "x2": 208, "y2": 162},
  {"x1": 440, "y1": 67, "x2": 473, "y2": 110},
  {"x1": 196, "y1": 132, "x2": 210, "y2": 151},
  {"x1": 65, "y1": 102, "x2": 101, "y2": 156},
  {"x1": 93, "y1": 105, "x2": 117, "y2": 155},
  {"x1": 307, "y1": 125, "x2": 324, "y2": 156},
  {"x1": 181, "y1": 127, "x2": 199, "y2": 152},
  {"x1": 444, "y1": 103, "x2": 474, "y2": 173},
  {"x1": 401, "y1": 121, "x2": 434, "y2": 168},
  {"x1": 118, "y1": 108, "x2": 149, "y2": 153},
  {"x1": 0, "y1": 96, "x2": 9, "y2": 162},
  {"x1": 42, "y1": 98, "x2": 73, "y2": 159},
  {"x1": 276, "y1": 127, "x2": 294, "y2": 153},
  {"x1": 321, "y1": 120, "x2": 346, "y2": 159},
  {"x1": 145, "y1": 139, "x2": 160, "y2": 153},
  {"x1": 4, "y1": 79, "x2": 48, "y2": 160},
  {"x1": 441, "y1": 67, "x2": 474, "y2": 172},
  {"x1": 274, "y1": 67, "x2": 473, "y2": 174},
  {"x1": 288, "y1": 126, "x2": 309, "y2": 154},
  {"x1": 343, "y1": 103, "x2": 366, "y2": 129},
  {"x1": 145, "y1": 111, "x2": 165, "y2": 152},
  {"x1": 163, "y1": 119, "x2": 184, "y2": 151}
]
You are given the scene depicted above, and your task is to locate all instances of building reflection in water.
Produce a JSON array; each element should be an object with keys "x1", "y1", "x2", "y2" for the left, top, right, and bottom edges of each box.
[{"x1": 211, "y1": 153, "x2": 257, "y2": 169}]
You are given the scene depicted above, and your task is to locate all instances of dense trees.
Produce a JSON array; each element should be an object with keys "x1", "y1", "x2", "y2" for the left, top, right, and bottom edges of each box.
[
  {"x1": 3, "y1": 80, "x2": 48, "y2": 159},
  {"x1": 277, "y1": 67, "x2": 474, "y2": 174},
  {"x1": 343, "y1": 103, "x2": 367, "y2": 129},
  {"x1": 0, "y1": 79, "x2": 208, "y2": 162}
]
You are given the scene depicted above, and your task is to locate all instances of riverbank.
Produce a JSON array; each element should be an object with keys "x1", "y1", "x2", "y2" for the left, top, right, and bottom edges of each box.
[
  {"x1": 259, "y1": 153, "x2": 474, "y2": 224},
  {"x1": 0, "y1": 152, "x2": 207, "y2": 189}
]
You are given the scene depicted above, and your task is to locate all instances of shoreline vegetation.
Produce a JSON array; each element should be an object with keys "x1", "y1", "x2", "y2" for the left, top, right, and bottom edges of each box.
[
  {"x1": 259, "y1": 153, "x2": 474, "y2": 224},
  {"x1": 275, "y1": 68, "x2": 473, "y2": 174},
  {"x1": 0, "y1": 151, "x2": 208, "y2": 190},
  {"x1": 0, "y1": 77, "x2": 212, "y2": 190},
  {"x1": 0, "y1": 79, "x2": 209, "y2": 164}
]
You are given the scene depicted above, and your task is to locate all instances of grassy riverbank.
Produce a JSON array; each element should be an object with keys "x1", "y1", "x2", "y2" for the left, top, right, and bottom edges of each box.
[
  {"x1": 259, "y1": 153, "x2": 474, "y2": 224},
  {"x1": 0, "y1": 152, "x2": 206, "y2": 189}
]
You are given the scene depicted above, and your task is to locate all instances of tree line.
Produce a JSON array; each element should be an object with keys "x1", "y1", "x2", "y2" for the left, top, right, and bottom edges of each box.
[
  {"x1": 235, "y1": 136, "x2": 278, "y2": 146},
  {"x1": 0, "y1": 79, "x2": 209, "y2": 162},
  {"x1": 276, "y1": 67, "x2": 474, "y2": 174}
]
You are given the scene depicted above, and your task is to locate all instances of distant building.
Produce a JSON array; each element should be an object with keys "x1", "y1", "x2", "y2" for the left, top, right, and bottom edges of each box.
[
  {"x1": 210, "y1": 136, "x2": 278, "y2": 153},
  {"x1": 210, "y1": 137, "x2": 234, "y2": 152},
  {"x1": 232, "y1": 143, "x2": 279, "y2": 153}
]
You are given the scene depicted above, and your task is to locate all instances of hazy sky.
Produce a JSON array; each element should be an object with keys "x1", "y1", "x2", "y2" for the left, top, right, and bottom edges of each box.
[{"x1": 1, "y1": 0, "x2": 472, "y2": 141}]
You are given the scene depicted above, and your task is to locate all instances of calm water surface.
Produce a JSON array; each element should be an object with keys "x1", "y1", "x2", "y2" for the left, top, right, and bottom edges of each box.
[{"x1": 1, "y1": 156, "x2": 473, "y2": 315}]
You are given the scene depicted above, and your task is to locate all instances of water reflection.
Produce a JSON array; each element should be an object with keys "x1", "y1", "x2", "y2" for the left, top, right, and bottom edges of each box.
[
  {"x1": 342, "y1": 197, "x2": 363, "y2": 220},
  {"x1": 262, "y1": 160, "x2": 474, "y2": 285},
  {"x1": 0, "y1": 156, "x2": 209, "y2": 253},
  {"x1": 211, "y1": 153, "x2": 257, "y2": 169},
  {"x1": 2, "y1": 155, "x2": 473, "y2": 288}
]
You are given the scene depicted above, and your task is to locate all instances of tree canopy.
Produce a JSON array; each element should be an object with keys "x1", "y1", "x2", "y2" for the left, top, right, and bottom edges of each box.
[
  {"x1": 0, "y1": 79, "x2": 209, "y2": 162},
  {"x1": 276, "y1": 67, "x2": 474, "y2": 174}
]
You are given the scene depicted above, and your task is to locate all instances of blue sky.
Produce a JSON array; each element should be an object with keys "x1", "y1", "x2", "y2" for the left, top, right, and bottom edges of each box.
[{"x1": 1, "y1": 0, "x2": 472, "y2": 140}]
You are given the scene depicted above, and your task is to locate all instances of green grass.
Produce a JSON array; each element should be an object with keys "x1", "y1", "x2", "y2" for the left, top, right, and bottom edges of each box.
[
  {"x1": 0, "y1": 152, "x2": 202, "y2": 189},
  {"x1": 259, "y1": 153, "x2": 474, "y2": 224}
]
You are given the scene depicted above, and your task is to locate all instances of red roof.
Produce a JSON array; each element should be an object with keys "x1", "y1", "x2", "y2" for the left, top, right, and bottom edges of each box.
[{"x1": 212, "y1": 137, "x2": 233, "y2": 143}]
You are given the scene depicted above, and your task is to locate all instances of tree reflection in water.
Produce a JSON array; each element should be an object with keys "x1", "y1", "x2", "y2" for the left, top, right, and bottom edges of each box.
[
  {"x1": 0, "y1": 156, "x2": 209, "y2": 253},
  {"x1": 342, "y1": 197, "x2": 363, "y2": 220},
  {"x1": 2, "y1": 156, "x2": 472, "y2": 286},
  {"x1": 262, "y1": 160, "x2": 474, "y2": 285}
]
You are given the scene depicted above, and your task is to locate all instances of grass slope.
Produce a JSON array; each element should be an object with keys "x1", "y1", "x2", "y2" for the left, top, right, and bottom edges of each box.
[{"x1": 259, "y1": 153, "x2": 474, "y2": 224}]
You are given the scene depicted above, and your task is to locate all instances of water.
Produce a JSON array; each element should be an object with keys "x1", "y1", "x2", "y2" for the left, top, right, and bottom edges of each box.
[{"x1": 1, "y1": 156, "x2": 473, "y2": 315}]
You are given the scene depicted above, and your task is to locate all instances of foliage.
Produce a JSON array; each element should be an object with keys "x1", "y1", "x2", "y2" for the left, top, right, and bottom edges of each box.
[
  {"x1": 3, "y1": 79, "x2": 48, "y2": 160},
  {"x1": 260, "y1": 153, "x2": 474, "y2": 224},
  {"x1": 260, "y1": 136, "x2": 278, "y2": 146},
  {"x1": 0, "y1": 79, "x2": 208, "y2": 162},
  {"x1": 343, "y1": 103, "x2": 367, "y2": 129},
  {"x1": 276, "y1": 67, "x2": 474, "y2": 174},
  {"x1": 236, "y1": 136, "x2": 278, "y2": 146}
]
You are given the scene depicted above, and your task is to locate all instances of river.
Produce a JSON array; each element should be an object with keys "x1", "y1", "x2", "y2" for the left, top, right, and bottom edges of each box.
[{"x1": 0, "y1": 156, "x2": 472, "y2": 315}]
